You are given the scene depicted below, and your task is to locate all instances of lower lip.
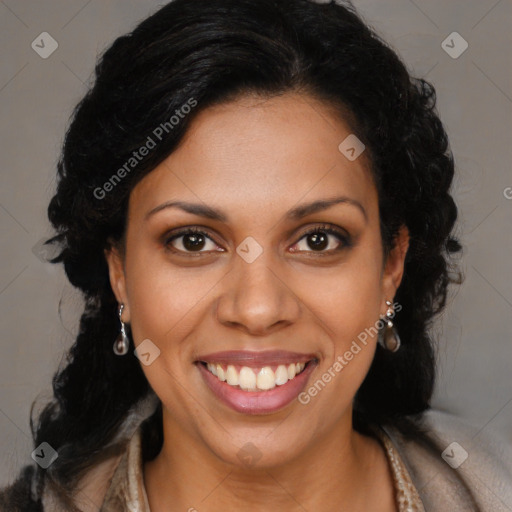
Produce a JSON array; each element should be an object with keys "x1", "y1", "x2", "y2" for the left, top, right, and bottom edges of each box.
[{"x1": 197, "y1": 361, "x2": 317, "y2": 415}]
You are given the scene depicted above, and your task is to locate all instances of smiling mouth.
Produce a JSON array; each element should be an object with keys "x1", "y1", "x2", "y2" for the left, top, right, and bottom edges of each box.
[{"x1": 197, "y1": 361, "x2": 313, "y2": 392}]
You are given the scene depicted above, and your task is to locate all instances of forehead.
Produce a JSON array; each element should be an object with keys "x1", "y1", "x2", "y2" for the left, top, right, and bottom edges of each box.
[{"x1": 129, "y1": 92, "x2": 377, "y2": 223}]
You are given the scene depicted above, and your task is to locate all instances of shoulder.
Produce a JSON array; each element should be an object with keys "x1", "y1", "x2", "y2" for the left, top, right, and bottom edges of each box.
[
  {"x1": 382, "y1": 408, "x2": 512, "y2": 512},
  {"x1": 0, "y1": 394, "x2": 158, "y2": 512},
  {"x1": 418, "y1": 408, "x2": 512, "y2": 481},
  {"x1": 0, "y1": 449, "x2": 126, "y2": 512},
  {"x1": 0, "y1": 465, "x2": 42, "y2": 511}
]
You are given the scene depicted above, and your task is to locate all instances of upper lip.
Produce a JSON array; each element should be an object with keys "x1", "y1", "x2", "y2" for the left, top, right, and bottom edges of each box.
[{"x1": 196, "y1": 350, "x2": 318, "y2": 366}]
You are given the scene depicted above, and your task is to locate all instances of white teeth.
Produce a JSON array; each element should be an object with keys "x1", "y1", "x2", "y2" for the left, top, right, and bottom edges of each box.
[
  {"x1": 226, "y1": 365, "x2": 239, "y2": 386},
  {"x1": 274, "y1": 365, "x2": 289, "y2": 385},
  {"x1": 256, "y1": 367, "x2": 276, "y2": 390},
  {"x1": 205, "y1": 362, "x2": 307, "y2": 391},
  {"x1": 239, "y1": 367, "x2": 257, "y2": 390},
  {"x1": 216, "y1": 364, "x2": 226, "y2": 381}
]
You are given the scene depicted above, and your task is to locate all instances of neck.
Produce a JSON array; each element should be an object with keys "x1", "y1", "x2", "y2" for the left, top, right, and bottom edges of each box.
[{"x1": 144, "y1": 409, "x2": 396, "y2": 511}]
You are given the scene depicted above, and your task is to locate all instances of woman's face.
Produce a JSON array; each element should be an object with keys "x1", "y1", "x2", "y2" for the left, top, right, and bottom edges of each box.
[{"x1": 107, "y1": 92, "x2": 408, "y2": 468}]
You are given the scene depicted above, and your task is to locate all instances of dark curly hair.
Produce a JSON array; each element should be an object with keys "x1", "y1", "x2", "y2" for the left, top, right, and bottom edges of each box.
[{"x1": 0, "y1": 0, "x2": 461, "y2": 508}]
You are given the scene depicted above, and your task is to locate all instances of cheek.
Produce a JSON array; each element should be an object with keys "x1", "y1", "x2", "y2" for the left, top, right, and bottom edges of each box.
[
  {"x1": 297, "y1": 267, "x2": 382, "y2": 422},
  {"x1": 125, "y1": 263, "x2": 176, "y2": 344},
  {"x1": 291, "y1": 242, "x2": 384, "y2": 410},
  {"x1": 296, "y1": 250, "x2": 383, "y2": 348},
  {"x1": 311, "y1": 274, "x2": 381, "y2": 373},
  {"x1": 122, "y1": 251, "x2": 214, "y2": 420},
  {"x1": 122, "y1": 244, "x2": 225, "y2": 363}
]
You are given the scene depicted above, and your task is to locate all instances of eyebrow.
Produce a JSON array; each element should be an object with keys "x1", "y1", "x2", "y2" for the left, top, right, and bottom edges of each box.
[{"x1": 145, "y1": 196, "x2": 367, "y2": 223}]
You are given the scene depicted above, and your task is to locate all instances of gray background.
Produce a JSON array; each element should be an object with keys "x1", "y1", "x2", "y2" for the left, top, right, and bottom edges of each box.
[{"x1": 1, "y1": 0, "x2": 511, "y2": 488}]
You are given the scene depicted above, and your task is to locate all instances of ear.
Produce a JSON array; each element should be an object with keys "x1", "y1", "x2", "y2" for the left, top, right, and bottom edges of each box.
[
  {"x1": 105, "y1": 244, "x2": 130, "y2": 322},
  {"x1": 381, "y1": 225, "x2": 409, "y2": 313}
]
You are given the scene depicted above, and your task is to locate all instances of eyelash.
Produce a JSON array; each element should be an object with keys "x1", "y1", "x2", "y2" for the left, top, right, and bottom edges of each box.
[{"x1": 163, "y1": 224, "x2": 352, "y2": 256}]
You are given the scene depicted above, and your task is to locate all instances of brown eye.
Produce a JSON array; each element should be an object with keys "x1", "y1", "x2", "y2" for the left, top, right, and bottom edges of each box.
[
  {"x1": 181, "y1": 232, "x2": 206, "y2": 251},
  {"x1": 291, "y1": 224, "x2": 352, "y2": 254},
  {"x1": 305, "y1": 232, "x2": 329, "y2": 251},
  {"x1": 164, "y1": 228, "x2": 222, "y2": 254}
]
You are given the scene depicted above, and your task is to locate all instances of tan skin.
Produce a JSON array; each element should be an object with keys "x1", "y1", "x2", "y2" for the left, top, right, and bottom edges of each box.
[{"x1": 106, "y1": 92, "x2": 409, "y2": 511}]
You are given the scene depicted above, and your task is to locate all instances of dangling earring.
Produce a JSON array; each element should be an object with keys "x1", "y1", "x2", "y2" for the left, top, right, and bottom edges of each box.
[
  {"x1": 113, "y1": 303, "x2": 130, "y2": 355},
  {"x1": 378, "y1": 300, "x2": 401, "y2": 352}
]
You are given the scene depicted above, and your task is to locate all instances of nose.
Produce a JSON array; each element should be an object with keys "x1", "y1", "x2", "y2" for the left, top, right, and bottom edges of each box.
[{"x1": 215, "y1": 252, "x2": 301, "y2": 336}]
